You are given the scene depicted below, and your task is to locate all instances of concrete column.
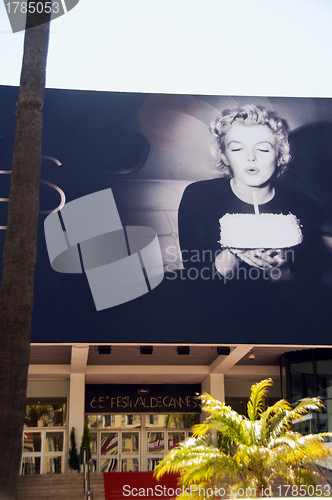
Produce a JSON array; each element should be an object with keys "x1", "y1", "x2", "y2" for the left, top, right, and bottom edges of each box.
[
  {"x1": 68, "y1": 345, "x2": 89, "y2": 449},
  {"x1": 68, "y1": 372, "x2": 85, "y2": 448},
  {"x1": 200, "y1": 373, "x2": 225, "y2": 422},
  {"x1": 201, "y1": 373, "x2": 225, "y2": 401}
]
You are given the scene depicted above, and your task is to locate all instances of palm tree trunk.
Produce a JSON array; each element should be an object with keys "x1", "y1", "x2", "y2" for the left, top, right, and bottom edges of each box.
[{"x1": 0, "y1": 4, "x2": 50, "y2": 499}]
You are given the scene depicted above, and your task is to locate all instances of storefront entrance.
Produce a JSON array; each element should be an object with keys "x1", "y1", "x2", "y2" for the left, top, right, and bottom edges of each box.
[
  {"x1": 88, "y1": 414, "x2": 198, "y2": 472},
  {"x1": 85, "y1": 383, "x2": 201, "y2": 472}
]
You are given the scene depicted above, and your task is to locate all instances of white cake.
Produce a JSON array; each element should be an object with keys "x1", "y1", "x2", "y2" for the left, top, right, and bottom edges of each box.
[{"x1": 219, "y1": 213, "x2": 303, "y2": 249}]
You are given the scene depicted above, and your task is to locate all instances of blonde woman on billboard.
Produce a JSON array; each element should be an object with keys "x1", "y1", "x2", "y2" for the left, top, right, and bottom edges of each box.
[{"x1": 178, "y1": 105, "x2": 319, "y2": 284}]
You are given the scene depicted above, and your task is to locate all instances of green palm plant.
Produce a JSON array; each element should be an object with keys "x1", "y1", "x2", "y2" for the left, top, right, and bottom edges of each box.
[{"x1": 155, "y1": 379, "x2": 332, "y2": 498}]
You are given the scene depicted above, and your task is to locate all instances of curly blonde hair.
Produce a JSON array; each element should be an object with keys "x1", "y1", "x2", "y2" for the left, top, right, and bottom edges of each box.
[{"x1": 210, "y1": 104, "x2": 291, "y2": 178}]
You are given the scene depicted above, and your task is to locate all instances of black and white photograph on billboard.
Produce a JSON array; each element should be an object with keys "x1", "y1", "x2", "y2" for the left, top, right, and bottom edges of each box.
[{"x1": 1, "y1": 88, "x2": 332, "y2": 344}]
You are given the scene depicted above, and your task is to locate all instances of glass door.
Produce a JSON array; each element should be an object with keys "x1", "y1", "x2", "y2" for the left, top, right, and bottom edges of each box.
[
  {"x1": 121, "y1": 431, "x2": 140, "y2": 471},
  {"x1": 92, "y1": 430, "x2": 140, "y2": 472},
  {"x1": 88, "y1": 413, "x2": 199, "y2": 472},
  {"x1": 146, "y1": 431, "x2": 164, "y2": 470},
  {"x1": 146, "y1": 431, "x2": 186, "y2": 470},
  {"x1": 22, "y1": 431, "x2": 42, "y2": 474},
  {"x1": 92, "y1": 429, "x2": 188, "y2": 472},
  {"x1": 100, "y1": 431, "x2": 119, "y2": 472},
  {"x1": 21, "y1": 429, "x2": 66, "y2": 474}
]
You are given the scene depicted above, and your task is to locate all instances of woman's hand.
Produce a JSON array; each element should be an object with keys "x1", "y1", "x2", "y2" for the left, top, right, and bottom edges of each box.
[
  {"x1": 215, "y1": 248, "x2": 292, "y2": 281},
  {"x1": 229, "y1": 248, "x2": 286, "y2": 270}
]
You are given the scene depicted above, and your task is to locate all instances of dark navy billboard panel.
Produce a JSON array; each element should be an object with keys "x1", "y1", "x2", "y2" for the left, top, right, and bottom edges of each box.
[{"x1": 1, "y1": 86, "x2": 332, "y2": 344}]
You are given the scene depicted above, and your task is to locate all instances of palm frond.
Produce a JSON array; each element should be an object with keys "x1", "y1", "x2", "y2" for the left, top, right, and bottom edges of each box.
[
  {"x1": 293, "y1": 398, "x2": 325, "y2": 414},
  {"x1": 269, "y1": 398, "x2": 324, "y2": 439},
  {"x1": 180, "y1": 453, "x2": 238, "y2": 487},
  {"x1": 247, "y1": 379, "x2": 273, "y2": 422},
  {"x1": 260, "y1": 399, "x2": 292, "y2": 446},
  {"x1": 155, "y1": 437, "x2": 240, "y2": 487},
  {"x1": 293, "y1": 468, "x2": 322, "y2": 487},
  {"x1": 268, "y1": 431, "x2": 332, "y2": 472},
  {"x1": 285, "y1": 467, "x2": 322, "y2": 487},
  {"x1": 270, "y1": 432, "x2": 303, "y2": 450},
  {"x1": 194, "y1": 394, "x2": 251, "y2": 446},
  {"x1": 155, "y1": 437, "x2": 217, "y2": 478}
]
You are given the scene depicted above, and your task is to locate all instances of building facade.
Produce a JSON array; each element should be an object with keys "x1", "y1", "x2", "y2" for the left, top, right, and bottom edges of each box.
[{"x1": 22, "y1": 343, "x2": 332, "y2": 474}]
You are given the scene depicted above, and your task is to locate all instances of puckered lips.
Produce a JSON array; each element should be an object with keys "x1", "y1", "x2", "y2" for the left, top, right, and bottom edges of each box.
[{"x1": 245, "y1": 167, "x2": 260, "y2": 174}]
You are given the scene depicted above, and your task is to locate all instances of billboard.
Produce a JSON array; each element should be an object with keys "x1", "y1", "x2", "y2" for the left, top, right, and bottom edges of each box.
[{"x1": 1, "y1": 85, "x2": 332, "y2": 344}]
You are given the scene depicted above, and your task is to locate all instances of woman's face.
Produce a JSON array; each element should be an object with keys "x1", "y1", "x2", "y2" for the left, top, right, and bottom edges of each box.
[{"x1": 223, "y1": 122, "x2": 278, "y2": 188}]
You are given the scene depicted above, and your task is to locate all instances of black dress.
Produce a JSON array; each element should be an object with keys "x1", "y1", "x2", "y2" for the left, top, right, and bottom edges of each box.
[
  {"x1": 174, "y1": 177, "x2": 332, "y2": 342},
  {"x1": 178, "y1": 178, "x2": 320, "y2": 285}
]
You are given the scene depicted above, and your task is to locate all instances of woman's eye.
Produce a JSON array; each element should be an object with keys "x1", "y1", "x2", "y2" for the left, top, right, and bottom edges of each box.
[
  {"x1": 230, "y1": 147, "x2": 243, "y2": 152},
  {"x1": 256, "y1": 143, "x2": 272, "y2": 153}
]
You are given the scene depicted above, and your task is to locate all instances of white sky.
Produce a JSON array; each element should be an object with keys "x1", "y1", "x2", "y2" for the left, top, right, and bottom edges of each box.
[{"x1": 0, "y1": 0, "x2": 332, "y2": 97}]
